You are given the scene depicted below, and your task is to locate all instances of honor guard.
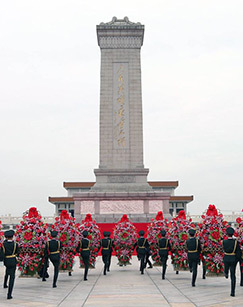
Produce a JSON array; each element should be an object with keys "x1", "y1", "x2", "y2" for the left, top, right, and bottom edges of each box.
[
  {"x1": 134, "y1": 230, "x2": 150, "y2": 274},
  {"x1": 107, "y1": 231, "x2": 113, "y2": 272},
  {"x1": 76, "y1": 230, "x2": 90, "y2": 281},
  {"x1": 223, "y1": 226, "x2": 241, "y2": 297},
  {"x1": 158, "y1": 229, "x2": 171, "y2": 279},
  {"x1": 186, "y1": 228, "x2": 202, "y2": 287},
  {"x1": 0, "y1": 230, "x2": 19, "y2": 299},
  {"x1": 100, "y1": 232, "x2": 111, "y2": 275},
  {"x1": 42, "y1": 230, "x2": 62, "y2": 288}
]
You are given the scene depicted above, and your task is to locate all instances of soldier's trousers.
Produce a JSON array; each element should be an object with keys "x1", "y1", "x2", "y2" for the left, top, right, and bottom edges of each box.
[
  {"x1": 5, "y1": 265, "x2": 16, "y2": 298},
  {"x1": 160, "y1": 255, "x2": 168, "y2": 278},
  {"x1": 239, "y1": 259, "x2": 243, "y2": 286},
  {"x1": 188, "y1": 259, "x2": 198, "y2": 286},
  {"x1": 50, "y1": 259, "x2": 60, "y2": 287},
  {"x1": 82, "y1": 255, "x2": 90, "y2": 280},
  {"x1": 139, "y1": 254, "x2": 146, "y2": 274},
  {"x1": 102, "y1": 254, "x2": 109, "y2": 274},
  {"x1": 145, "y1": 253, "x2": 152, "y2": 268},
  {"x1": 224, "y1": 260, "x2": 236, "y2": 295},
  {"x1": 107, "y1": 252, "x2": 112, "y2": 271}
]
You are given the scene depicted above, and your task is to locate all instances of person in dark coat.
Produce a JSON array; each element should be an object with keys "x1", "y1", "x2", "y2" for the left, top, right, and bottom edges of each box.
[
  {"x1": 0, "y1": 230, "x2": 19, "y2": 299},
  {"x1": 223, "y1": 226, "x2": 241, "y2": 297},
  {"x1": 76, "y1": 230, "x2": 90, "y2": 281},
  {"x1": 134, "y1": 230, "x2": 150, "y2": 274},
  {"x1": 42, "y1": 231, "x2": 62, "y2": 288},
  {"x1": 107, "y1": 231, "x2": 113, "y2": 272},
  {"x1": 158, "y1": 229, "x2": 171, "y2": 279},
  {"x1": 186, "y1": 228, "x2": 202, "y2": 287},
  {"x1": 100, "y1": 232, "x2": 111, "y2": 275}
]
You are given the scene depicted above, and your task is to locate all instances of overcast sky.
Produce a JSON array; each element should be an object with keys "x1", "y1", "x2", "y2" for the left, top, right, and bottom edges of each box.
[{"x1": 0, "y1": 0, "x2": 243, "y2": 217}]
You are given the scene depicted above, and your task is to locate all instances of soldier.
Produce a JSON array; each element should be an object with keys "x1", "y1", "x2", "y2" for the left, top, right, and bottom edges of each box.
[
  {"x1": 76, "y1": 230, "x2": 90, "y2": 281},
  {"x1": 100, "y1": 231, "x2": 111, "y2": 275},
  {"x1": 42, "y1": 230, "x2": 62, "y2": 288},
  {"x1": 158, "y1": 229, "x2": 171, "y2": 279},
  {"x1": 186, "y1": 228, "x2": 202, "y2": 287},
  {"x1": 222, "y1": 226, "x2": 241, "y2": 297},
  {"x1": 0, "y1": 230, "x2": 19, "y2": 300},
  {"x1": 107, "y1": 231, "x2": 113, "y2": 272},
  {"x1": 134, "y1": 230, "x2": 150, "y2": 274}
]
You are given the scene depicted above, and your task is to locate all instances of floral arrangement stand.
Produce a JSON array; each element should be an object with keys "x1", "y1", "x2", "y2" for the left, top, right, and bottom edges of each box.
[
  {"x1": 15, "y1": 207, "x2": 48, "y2": 277},
  {"x1": 113, "y1": 214, "x2": 137, "y2": 266},
  {"x1": 147, "y1": 211, "x2": 169, "y2": 266},
  {"x1": 198, "y1": 204, "x2": 228, "y2": 277},
  {"x1": 51, "y1": 210, "x2": 80, "y2": 273},
  {"x1": 168, "y1": 210, "x2": 194, "y2": 272},
  {"x1": 78, "y1": 214, "x2": 101, "y2": 269}
]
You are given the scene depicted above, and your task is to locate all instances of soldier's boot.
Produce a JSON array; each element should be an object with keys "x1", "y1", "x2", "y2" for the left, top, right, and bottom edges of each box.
[
  {"x1": 68, "y1": 272, "x2": 72, "y2": 276},
  {"x1": 202, "y1": 266, "x2": 206, "y2": 279},
  {"x1": 84, "y1": 267, "x2": 88, "y2": 281}
]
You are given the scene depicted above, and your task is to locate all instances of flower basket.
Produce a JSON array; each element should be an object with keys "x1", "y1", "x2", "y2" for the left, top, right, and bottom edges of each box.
[
  {"x1": 147, "y1": 211, "x2": 168, "y2": 265},
  {"x1": 78, "y1": 214, "x2": 101, "y2": 268},
  {"x1": 15, "y1": 207, "x2": 48, "y2": 277},
  {"x1": 235, "y1": 217, "x2": 243, "y2": 257},
  {"x1": 198, "y1": 205, "x2": 228, "y2": 276},
  {"x1": 113, "y1": 215, "x2": 137, "y2": 266},
  {"x1": 51, "y1": 210, "x2": 80, "y2": 272},
  {"x1": 168, "y1": 211, "x2": 194, "y2": 271}
]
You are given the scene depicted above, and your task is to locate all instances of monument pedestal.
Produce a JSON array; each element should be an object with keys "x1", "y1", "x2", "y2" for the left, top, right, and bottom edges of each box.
[{"x1": 74, "y1": 191, "x2": 171, "y2": 223}]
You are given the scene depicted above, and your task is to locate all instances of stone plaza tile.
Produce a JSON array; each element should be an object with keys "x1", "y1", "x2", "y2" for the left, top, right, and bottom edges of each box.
[{"x1": 0, "y1": 257, "x2": 243, "y2": 306}]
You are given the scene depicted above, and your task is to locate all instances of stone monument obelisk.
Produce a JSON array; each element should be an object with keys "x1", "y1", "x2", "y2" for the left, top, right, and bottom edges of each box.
[
  {"x1": 73, "y1": 17, "x2": 171, "y2": 222},
  {"x1": 92, "y1": 16, "x2": 151, "y2": 192}
]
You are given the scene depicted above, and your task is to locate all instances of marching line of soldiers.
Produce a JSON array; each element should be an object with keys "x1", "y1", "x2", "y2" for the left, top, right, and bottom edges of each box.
[{"x1": 1, "y1": 226, "x2": 243, "y2": 300}]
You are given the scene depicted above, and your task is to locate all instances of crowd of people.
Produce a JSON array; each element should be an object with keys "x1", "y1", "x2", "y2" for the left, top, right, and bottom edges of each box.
[{"x1": 0, "y1": 224, "x2": 243, "y2": 300}]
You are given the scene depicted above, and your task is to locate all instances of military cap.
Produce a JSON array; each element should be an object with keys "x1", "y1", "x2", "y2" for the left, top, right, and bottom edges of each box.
[
  {"x1": 103, "y1": 231, "x2": 108, "y2": 237},
  {"x1": 107, "y1": 231, "x2": 111, "y2": 237},
  {"x1": 189, "y1": 229, "x2": 196, "y2": 236},
  {"x1": 138, "y1": 230, "x2": 145, "y2": 236},
  {"x1": 50, "y1": 230, "x2": 58, "y2": 237},
  {"x1": 4, "y1": 230, "x2": 15, "y2": 238},
  {"x1": 226, "y1": 227, "x2": 234, "y2": 236},
  {"x1": 160, "y1": 229, "x2": 166, "y2": 236},
  {"x1": 83, "y1": 230, "x2": 88, "y2": 237}
]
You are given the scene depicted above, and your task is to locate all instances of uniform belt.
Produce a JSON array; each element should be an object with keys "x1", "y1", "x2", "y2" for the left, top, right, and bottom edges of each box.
[
  {"x1": 225, "y1": 252, "x2": 236, "y2": 256},
  {"x1": 160, "y1": 248, "x2": 167, "y2": 250},
  {"x1": 139, "y1": 246, "x2": 145, "y2": 248},
  {"x1": 5, "y1": 255, "x2": 16, "y2": 258},
  {"x1": 50, "y1": 251, "x2": 60, "y2": 255},
  {"x1": 188, "y1": 250, "x2": 198, "y2": 253},
  {"x1": 82, "y1": 248, "x2": 89, "y2": 251},
  {"x1": 103, "y1": 247, "x2": 109, "y2": 250}
]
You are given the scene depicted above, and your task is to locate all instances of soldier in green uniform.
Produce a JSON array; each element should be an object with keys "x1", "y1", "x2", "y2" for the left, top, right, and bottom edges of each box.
[
  {"x1": 134, "y1": 230, "x2": 150, "y2": 274},
  {"x1": 76, "y1": 230, "x2": 90, "y2": 281},
  {"x1": 42, "y1": 230, "x2": 62, "y2": 288},
  {"x1": 223, "y1": 226, "x2": 241, "y2": 297},
  {"x1": 100, "y1": 231, "x2": 111, "y2": 275},
  {"x1": 107, "y1": 231, "x2": 113, "y2": 272},
  {"x1": 186, "y1": 228, "x2": 202, "y2": 287},
  {"x1": 158, "y1": 229, "x2": 171, "y2": 279},
  {"x1": 0, "y1": 230, "x2": 19, "y2": 299}
]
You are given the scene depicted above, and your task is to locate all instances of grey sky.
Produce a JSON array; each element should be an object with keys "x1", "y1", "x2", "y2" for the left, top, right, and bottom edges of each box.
[{"x1": 0, "y1": 0, "x2": 243, "y2": 217}]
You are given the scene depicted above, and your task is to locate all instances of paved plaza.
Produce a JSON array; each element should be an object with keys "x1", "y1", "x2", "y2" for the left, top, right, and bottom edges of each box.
[{"x1": 0, "y1": 257, "x2": 243, "y2": 307}]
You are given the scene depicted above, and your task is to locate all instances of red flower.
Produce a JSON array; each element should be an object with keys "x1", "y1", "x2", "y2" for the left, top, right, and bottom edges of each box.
[
  {"x1": 236, "y1": 217, "x2": 241, "y2": 224},
  {"x1": 24, "y1": 231, "x2": 33, "y2": 241},
  {"x1": 60, "y1": 234, "x2": 67, "y2": 242}
]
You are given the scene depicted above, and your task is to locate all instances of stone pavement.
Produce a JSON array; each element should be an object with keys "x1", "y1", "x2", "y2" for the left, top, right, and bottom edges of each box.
[{"x1": 0, "y1": 257, "x2": 243, "y2": 306}]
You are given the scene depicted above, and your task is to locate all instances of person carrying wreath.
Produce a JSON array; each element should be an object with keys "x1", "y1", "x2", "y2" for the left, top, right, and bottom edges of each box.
[
  {"x1": 158, "y1": 229, "x2": 171, "y2": 279},
  {"x1": 0, "y1": 230, "x2": 19, "y2": 300},
  {"x1": 222, "y1": 226, "x2": 241, "y2": 297},
  {"x1": 99, "y1": 231, "x2": 111, "y2": 275},
  {"x1": 76, "y1": 230, "x2": 90, "y2": 281},
  {"x1": 134, "y1": 230, "x2": 150, "y2": 274},
  {"x1": 42, "y1": 230, "x2": 62, "y2": 288},
  {"x1": 186, "y1": 228, "x2": 202, "y2": 287}
]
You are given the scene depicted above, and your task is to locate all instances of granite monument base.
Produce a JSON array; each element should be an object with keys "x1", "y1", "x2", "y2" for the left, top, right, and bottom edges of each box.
[{"x1": 74, "y1": 191, "x2": 171, "y2": 223}]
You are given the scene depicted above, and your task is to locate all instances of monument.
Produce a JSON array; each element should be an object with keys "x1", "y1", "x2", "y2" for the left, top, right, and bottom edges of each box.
[{"x1": 49, "y1": 17, "x2": 193, "y2": 222}]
